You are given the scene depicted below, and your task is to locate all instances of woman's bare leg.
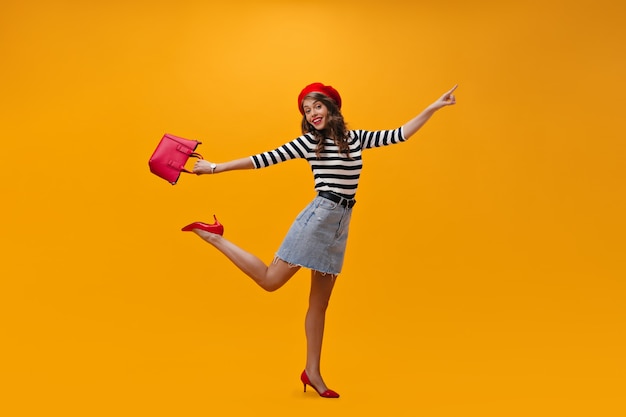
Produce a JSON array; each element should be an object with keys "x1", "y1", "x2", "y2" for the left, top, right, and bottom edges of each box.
[
  {"x1": 304, "y1": 270, "x2": 337, "y2": 393},
  {"x1": 190, "y1": 230, "x2": 300, "y2": 291}
]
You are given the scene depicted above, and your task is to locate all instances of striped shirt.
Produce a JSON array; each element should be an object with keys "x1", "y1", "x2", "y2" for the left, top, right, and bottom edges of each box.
[{"x1": 250, "y1": 127, "x2": 406, "y2": 199}]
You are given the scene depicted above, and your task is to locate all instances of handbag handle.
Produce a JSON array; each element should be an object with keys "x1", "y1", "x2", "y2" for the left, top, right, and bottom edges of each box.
[
  {"x1": 184, "y1": 152, "x2": 203, "y2": 173},
  {"x1": 169, "y1": 152, "x2": 204, "y2": 174}
]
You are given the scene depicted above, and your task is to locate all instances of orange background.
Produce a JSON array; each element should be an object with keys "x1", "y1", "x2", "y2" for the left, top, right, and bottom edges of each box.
[{"x1": 1, "y1": 0, "x2": 625, "y2": 416}]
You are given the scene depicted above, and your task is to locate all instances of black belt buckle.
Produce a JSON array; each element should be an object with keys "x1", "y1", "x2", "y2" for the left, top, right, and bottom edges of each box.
[{"x1": 318, "y1": 191, "x2": 356, "y2": 208}]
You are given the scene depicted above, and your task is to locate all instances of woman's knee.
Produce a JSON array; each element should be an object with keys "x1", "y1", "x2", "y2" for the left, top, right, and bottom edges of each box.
[
  {"x1": 261, "y1": 280, "x2": 283, "y2": 292},
  {"x1": 260, "y1": 261, "x2": 300, "y2": 292},
  {"x1": 308, "y1": 298, "x2": 330, "y2": 312}
]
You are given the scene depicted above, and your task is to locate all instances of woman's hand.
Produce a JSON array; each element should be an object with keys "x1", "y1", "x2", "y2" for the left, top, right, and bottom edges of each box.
[
  {"x1": 431, "y1": 84, "x2": 458, "y2": 110},
  {"x1": 192, "y1": 160, "x2": 215, "y2": 175},
  {"x1": 401, "y1": 84, "x2": 458, "y2": 139}
]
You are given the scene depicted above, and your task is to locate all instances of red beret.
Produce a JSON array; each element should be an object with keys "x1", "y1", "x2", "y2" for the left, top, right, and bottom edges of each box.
[{"x1": 298, "y1": 82, "x2": 342, "y2": 114}]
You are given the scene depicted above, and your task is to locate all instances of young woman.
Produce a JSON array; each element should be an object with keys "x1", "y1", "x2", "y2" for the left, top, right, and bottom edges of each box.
[{"x1": 182, "y1": 82, "x2": 457, "y2": 398}]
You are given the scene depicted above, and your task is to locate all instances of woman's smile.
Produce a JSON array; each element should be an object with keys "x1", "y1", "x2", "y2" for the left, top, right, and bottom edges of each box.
[{"x1": 302, "y1": 97, "x2": 329, "y2": 130}]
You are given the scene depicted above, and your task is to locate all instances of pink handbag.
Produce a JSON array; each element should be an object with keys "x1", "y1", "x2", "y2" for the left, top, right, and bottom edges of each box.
[{"x1": 149, "y1": 133, "x2": 203, "y2": 184}]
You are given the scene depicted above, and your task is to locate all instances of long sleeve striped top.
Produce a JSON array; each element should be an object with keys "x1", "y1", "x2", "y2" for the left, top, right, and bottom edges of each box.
[{"x1": 250, "y1": 127, "x2": 406, "y2": 199}]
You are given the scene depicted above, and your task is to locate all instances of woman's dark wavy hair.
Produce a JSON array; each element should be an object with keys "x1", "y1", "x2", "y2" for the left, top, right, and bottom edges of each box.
[{"x1": 300, "y1": 92, "x2": 351, "y2": 158}]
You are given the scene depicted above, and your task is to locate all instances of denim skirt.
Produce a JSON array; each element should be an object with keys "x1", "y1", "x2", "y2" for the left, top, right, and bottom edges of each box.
[{"x1": 276, "y1": 195, "x2": 353, "y2": 275}]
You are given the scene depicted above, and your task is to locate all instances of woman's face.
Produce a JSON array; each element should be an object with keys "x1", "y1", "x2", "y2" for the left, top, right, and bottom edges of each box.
[{"x1": 302, "y1": 97, "x2": 329, "y2": 130}]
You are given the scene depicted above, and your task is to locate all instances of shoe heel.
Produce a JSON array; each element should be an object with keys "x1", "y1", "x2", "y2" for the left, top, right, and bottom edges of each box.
[{"x1": 300, "y1": 370, "x2": 340, "y2": 398}]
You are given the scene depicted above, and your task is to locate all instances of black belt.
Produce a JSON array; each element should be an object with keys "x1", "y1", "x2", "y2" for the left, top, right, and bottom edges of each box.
[{"x1": 318, "y1": 191, "x2": 357, "y2": 208}]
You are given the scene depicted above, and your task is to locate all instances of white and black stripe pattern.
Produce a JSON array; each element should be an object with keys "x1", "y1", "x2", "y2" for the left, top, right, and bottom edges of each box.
[{"x1": 250, "y1": 127, "x2": 406, "y2": 199}]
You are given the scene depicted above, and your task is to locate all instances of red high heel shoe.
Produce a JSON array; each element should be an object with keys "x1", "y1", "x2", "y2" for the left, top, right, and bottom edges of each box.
[
  {"x1": 300, "y1": 370, "x2": 340, "y2": 398},
  {"x1": 181, "y1": 215, "x2": 224, "y2": 235}
]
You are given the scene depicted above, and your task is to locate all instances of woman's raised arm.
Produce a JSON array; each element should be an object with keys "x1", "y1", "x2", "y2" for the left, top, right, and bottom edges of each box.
[{"x1": 402, "y1": 84, "x2": 457, "y2": 139}]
